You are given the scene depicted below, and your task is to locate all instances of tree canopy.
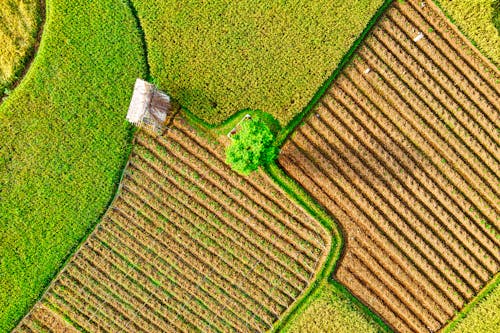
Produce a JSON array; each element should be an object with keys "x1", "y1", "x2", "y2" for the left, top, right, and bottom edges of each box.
[{"x1": 225, "y1": 118, "x2": 277, "y2": 175}]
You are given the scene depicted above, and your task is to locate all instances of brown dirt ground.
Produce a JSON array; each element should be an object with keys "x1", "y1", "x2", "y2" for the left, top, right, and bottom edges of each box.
[{"x1": 279, "y1": 0, "x2": 499, "y2": 332}]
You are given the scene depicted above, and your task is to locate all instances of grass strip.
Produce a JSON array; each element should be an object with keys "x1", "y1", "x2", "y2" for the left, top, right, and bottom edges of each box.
[{"x1": 265, "y1": 163, "x2": 392, "y2": 333}]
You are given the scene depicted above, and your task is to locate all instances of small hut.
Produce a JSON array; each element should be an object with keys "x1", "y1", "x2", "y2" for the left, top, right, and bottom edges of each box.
[{"x1": 126, "y1": 78, "x2": 171, "y2": 133}]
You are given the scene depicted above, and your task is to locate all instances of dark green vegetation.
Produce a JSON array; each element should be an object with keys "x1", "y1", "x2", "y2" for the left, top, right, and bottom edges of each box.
[
  {"x1": 0, "y1": 0, "x2": 146, "y2": 330},
  {"x1": 283, "y1": 283, "x2": 385, "y2": 332},
  {"x1": 225, "y1": 115, "x2": 277, "y2": 175},
  {"x1": 435, "y1": 0, "x2": 500, "y2": 66},
  {"x1": 133, "y1": 0, "x2": 385, "y2": 125},
  {"x1": 0, "y1": 0, "x2": 43, "y2": 94}
]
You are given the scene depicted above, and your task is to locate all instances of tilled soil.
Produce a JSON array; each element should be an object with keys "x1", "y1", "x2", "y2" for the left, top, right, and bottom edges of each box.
[
  {"x1": 14, "y1": 116, "x2": 329, "y2": 333},
  {"x1": 279, "y1": 0, "x2": 499, "y2": 332}
]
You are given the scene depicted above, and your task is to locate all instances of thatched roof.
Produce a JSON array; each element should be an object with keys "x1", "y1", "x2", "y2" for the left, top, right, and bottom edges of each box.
[{"x1": 126, "y1": 79, "x2": 171, "y2": 132}]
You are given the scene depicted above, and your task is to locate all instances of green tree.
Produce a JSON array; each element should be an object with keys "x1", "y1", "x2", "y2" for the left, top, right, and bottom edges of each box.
[{"x1": 225, "y1": 118, "x2": 277, "y2": 175}]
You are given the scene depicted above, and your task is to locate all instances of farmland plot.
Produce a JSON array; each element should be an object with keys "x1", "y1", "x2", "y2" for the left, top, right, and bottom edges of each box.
[
  {"x1": 279, "y1": 0, "x2": 500, "y2": 332},
  {"x1": 15, "y1": 115, "x2": 329, "y2": 332}
]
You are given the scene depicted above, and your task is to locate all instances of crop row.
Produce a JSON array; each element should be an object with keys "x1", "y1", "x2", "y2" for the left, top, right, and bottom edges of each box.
[
  {"x1": 279, "y1": 2, "x2": 499, "y2": 332},
  {"x1": 135, "y1": 135, "x2": 319, "y2": 269},
  {"x1": 126, "y1": 161, "x2": 305, "y2": 296},
  {"x1": 16, "y1": 116, "x2": 328, "y2": 332},
  {"x1": 161, "y1": 122, "x2": 327, "y2": 249},
  {"x1": 328, "y1": 72, "x2": 499, "y2": 266},
  {"x1": 358, "y1": 35, "x2": 499, "y2": 238},
  {"x1": 368, "y1": 23, "x2": 499, "y2": 206}
]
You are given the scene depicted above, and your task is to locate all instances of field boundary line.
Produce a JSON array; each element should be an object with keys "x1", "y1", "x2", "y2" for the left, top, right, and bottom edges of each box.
[
  {"x1": 432, "y1": 0, "x2": 500, "y2": 70},
  {"x1": 441, "y1": 272, "x2": 500, "y2": 333},
  {"x1": 170, "y1": 0, "x2": 394, "y2": 142},
  {"x1": 10, "y1": 0, "x2": 152, "y2": 327},
  {"x1": 265, "y1": 1, "x2": 394, "y2": 330},
  {"x1": 274, "y1": 0, "x2": 394, "y2": 147},
  {"x1": 125, "y1": 0, "x2": 152, "y2": 81},
  {"x1": 170, "y1": 1, "x2": 396, "y2": 329},
  {"x1": 11, "y1": 136, "x2": 138, "y2": 332},
  {"x1": 0, "y1": 0, "x2": 46, "y2": 103}
]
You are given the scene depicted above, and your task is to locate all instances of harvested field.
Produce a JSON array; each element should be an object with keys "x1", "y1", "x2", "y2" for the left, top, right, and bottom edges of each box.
[
  {"x1": 278, "y1": 0, "x2": 500, "y2": 332},
  {"x1": 15, "y1": 115, "x2": 329, "y2": 332}
]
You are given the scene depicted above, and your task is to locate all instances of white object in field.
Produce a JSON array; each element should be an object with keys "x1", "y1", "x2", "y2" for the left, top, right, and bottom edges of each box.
[
  {"x1": 364, "y1": 68, "x2": 371, "y2": 74},
  {"x1": 413, "y1": 32, "x2": 424, "y2": 42},
  {"x1": 127, "y1": 79, "x2": 150, "y2": 124},
  {"x1": 227, "y1": 114, "x2": 252, "y2": 138},
  {"x1": 420, "y1": 1, "x2": 426, "y2": 8},
  {"x1": 127, "y1": 78, "x2": 171, "y2": 132}
]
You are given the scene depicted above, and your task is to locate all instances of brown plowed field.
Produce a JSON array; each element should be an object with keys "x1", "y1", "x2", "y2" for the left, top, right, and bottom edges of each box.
[
  {"x1": 15, "y1": 116, "x2": 329, "y2": 333},
  {"x1": 278, "y1": 0, "x2": 500, "y2": 332}
]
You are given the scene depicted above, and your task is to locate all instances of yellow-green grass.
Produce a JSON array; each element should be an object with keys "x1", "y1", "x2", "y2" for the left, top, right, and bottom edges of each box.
[
  {"x1": 444, "y1": 275, "x2": 500, "y2": 333},
  {"x1": 282, "y1": 282, "x2": 386, "y2": 333},
  {"x1": 435, "y1": 0, "x2": 500, "y2": 66},
  {"x1": 133, "y1": 0, "x2": 385, "y2": 125},
  {"x1": 0, "y1": 0, "x2": 42, "y2": 93},
  {"x1": 449, "y1": 284, "x2": 500, "y2": 333},
  {"x1": 0, "y1": 0, "x2": 147, "y2": 331}
]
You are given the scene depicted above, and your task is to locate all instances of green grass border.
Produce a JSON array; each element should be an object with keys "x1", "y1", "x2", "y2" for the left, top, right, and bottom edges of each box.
[
  {"x1": 21, "y1": 0, "x2": 499, "y2": 331},
  {"x1": 167, "y1": 0, "x2": 394, "y2": 148},
  {"x1": 10, "y1": 133, "x2": 137, "y2": 331},
  {"x1": 178, "y1": 1, "x2": 395, "y2": 330},
  {"x1": 265, "y1": 1, "x2": 394, "y2": 328},
  {"x1": 442, "y1": 272, "x2": 500, "y2": 332}
]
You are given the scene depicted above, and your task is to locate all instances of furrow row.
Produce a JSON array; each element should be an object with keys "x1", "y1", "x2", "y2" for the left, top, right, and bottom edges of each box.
[
  {"x1": 318, "y1": 94, "x2": 497, "y2": 277},
  {"x1": 358, "y1": 42, "x2": 500, "y2": 236},
  {"x1": 129, "y1": 154, "x2": 307, "y2": 291},
  {"x1": 112, "y1": 194, "x2": 281, "y2": 323},
  {"x1": 136, "y1": 135, "x2": 319, "y2": 267},
  {"x1": 134, "y1": 138, "x2": 314, "y2": 279},
  {"x1": 405, "y1": 0, "x2": 500, "y2": 90},
  {"x1": 367, "y1": 30, "x2": 499, "y2": 208},
  {"x1": 87, "y1": 230, "x2": 224, "y2": 332},
  {"x1": 279, "y1": 145, "x2": 466, "y2": 307},
  {"x1": 167, "y1": 125, "x2": 327, "y2": 247},
  {"x1": 158, "y1": 127, "x2": 326, "y2": 251},
  {"x1": 122, "y1": 173, "x2": 294, "y2": 310},
  {"x1": 324, "y1": 77, "x2": 499, "y2": 267},
  {"x1": 391, "y1": 5, "x2": 500, "y2": 113}
]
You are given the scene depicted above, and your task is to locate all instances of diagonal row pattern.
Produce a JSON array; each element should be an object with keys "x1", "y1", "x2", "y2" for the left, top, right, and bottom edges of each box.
[
  {"x1": 15, "y1": 116, "x2": 329, "y2": 333},
  {"x1": 279, "y1": 0, "x2": 499, "y2": 332}
]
